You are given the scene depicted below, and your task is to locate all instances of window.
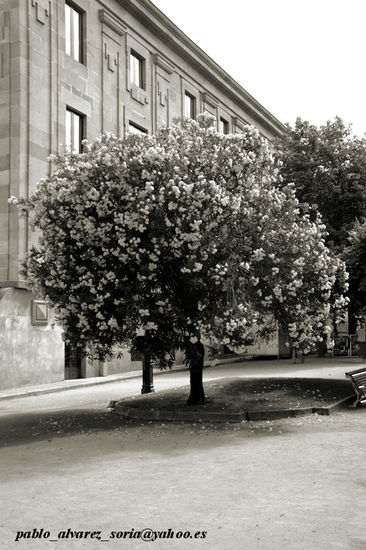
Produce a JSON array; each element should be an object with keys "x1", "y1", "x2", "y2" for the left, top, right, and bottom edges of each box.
[
  {"x1": 128, "y1": 122, "x2": 148, "y2": 135},
  {"x1": 184, "y1": 92, "x2": 196, "y2": 119},
  {"x1": 65, "y1": 2, "x2": 83, "y2": 63},
  {"x1": 65, "y1": 108, "x2": 84, "y2": 153},
  {"x1": 130, "y1": 51, "x2": 145, "y2": 89},
  {"x1": 219, "y1": 117, "x2": 229, "y2": 135}
]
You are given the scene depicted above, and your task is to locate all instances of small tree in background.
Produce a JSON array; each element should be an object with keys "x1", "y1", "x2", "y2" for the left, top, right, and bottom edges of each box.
[{"x1": 10, "y1": 115, "x2": 348, "y2": 405}]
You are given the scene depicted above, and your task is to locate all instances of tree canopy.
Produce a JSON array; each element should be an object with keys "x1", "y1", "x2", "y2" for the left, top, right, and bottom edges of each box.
[
  {"x1": 344, "y1": 220, "x2": 366, "y2": 319},
  {"x1": 276, "y1": 117, "x2": 366, "y2": 250},
  {"x1": 10, "y1": 115, "x2": 348, "y2": 399}
]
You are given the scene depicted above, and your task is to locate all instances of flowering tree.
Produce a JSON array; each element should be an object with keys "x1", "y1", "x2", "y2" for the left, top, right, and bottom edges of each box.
[{"x1": 10, "y1": 115, "x2": 348, "y2": 404}]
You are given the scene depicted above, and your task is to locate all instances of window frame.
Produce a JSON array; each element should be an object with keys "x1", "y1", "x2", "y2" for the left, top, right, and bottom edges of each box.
[
  {"x1": 128, "y1": 121, "x2": 148, "y2": 135},
  {"x1": 130, "y1": 50, "x2": 145, "y2": 90},
  {"x1": 65, "y1": 1, "x2": 84, "y2": 64},
  {"x1": 219, "y1": 117, "x2": 229, "y2": 135},
  {"x1": 184, "y1": 91, "x2": 196, "y2": 119},
  {"x1": 65, "y1": 107, "x2": 85, "y2": 153}
]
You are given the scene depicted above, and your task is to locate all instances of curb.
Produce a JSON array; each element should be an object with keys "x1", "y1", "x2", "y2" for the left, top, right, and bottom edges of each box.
[
  {"x1": 113, "y1": 393, "x2": 356, "y2": 423},
  {"x1": 312, "y1": 394, "x2": 356, "y2": 415},
  {"x1": 114, "y1": 404, "x2": 245, "y2": 423}
]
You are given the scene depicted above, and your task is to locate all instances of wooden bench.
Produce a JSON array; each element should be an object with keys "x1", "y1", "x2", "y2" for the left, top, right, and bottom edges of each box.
[{"x1": 345, "y1": 367, "x2": 366, "y2": 407}]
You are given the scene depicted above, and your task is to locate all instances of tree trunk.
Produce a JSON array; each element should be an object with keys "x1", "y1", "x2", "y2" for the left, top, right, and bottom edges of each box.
[
  {"x1": 141, "y1": 353, "x2": 154, "y2": 394},
  {"x1": 186, "y1": 341, "x2": 205, "y2": 406}
]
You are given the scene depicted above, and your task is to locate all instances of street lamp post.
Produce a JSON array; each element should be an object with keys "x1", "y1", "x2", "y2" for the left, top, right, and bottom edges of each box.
[{"x1": 141, "y1": 353, "x2": 154, "y2": 394}]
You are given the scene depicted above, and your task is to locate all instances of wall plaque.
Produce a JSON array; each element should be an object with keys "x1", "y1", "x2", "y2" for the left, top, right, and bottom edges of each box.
[{"x1": 31, "y1": 300, "x2": 49, "y2": 326}]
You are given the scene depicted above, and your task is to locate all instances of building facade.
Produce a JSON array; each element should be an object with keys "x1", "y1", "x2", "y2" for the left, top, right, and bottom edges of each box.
[{"x1": 0, "y1": 0, "x2": 285, "y2": 390}]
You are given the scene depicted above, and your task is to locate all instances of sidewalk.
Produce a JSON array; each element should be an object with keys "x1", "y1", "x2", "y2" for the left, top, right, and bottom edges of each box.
[
  {"x1": 1, "y1": 354, "x2": 362, "y2": 403},
  {"x1": 0, "y1": 354, "x2": 250, "y2": 402},
  {"x1": 0, "y1": 366, "x2": 175, "y2": 402}
]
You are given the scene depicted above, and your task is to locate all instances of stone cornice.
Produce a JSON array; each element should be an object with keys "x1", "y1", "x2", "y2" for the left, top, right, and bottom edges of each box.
[
  {"x1": 201, "y1": 91, "x2": 218, "y2": 109},
  {"x1": 99, "y1": 8, "x2": 127, "y2": 37},
  {"x1": 232, "y1": 116, "x2": 245, "y2": 130},
  {"x1": 118, "y1": 0, "x2": 285, "y2": 137},
  {"x1": 152, "y1": 53, "x2": 174, "y2": 74}
]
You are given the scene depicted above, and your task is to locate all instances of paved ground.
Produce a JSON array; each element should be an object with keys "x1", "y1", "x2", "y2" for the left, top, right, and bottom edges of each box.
[{"x1": 1, "y1": 357, "x2": 365, "y2": 549}]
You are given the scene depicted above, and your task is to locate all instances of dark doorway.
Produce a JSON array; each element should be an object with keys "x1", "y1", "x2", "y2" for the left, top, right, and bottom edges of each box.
[{"x1": 64, "y1": 343, "x2": 82, "y2": 379}]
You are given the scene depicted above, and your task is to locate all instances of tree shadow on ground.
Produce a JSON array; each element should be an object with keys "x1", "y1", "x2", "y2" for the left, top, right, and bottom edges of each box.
[
  {"x1": 0, "y1": 377, "x2": 357, "y2": 451},
  {"x1": 122, "y1": 377, "x2": 353, "y2": 412},
  {"x1": 0, "y1": 409, "x2": 120, "y2": 447},
  {"x1": 0, "y1": 406, "x2": 296, "y2": 449}
]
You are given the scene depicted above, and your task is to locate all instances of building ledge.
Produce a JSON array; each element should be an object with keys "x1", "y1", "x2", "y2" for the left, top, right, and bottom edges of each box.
[{"x1": 0, "y1": 281, "x2": 29, "y2": 290}]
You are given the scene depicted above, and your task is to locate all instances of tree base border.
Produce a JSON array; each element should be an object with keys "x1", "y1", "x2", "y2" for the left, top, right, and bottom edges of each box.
[{"x1": 111, "y1": 394, "x2": 354, "y2": 423}]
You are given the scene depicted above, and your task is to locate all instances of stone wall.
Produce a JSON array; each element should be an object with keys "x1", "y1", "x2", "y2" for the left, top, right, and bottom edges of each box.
[{"x1": 0, "y1": 287, "x2": 64, "y2": 390}]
